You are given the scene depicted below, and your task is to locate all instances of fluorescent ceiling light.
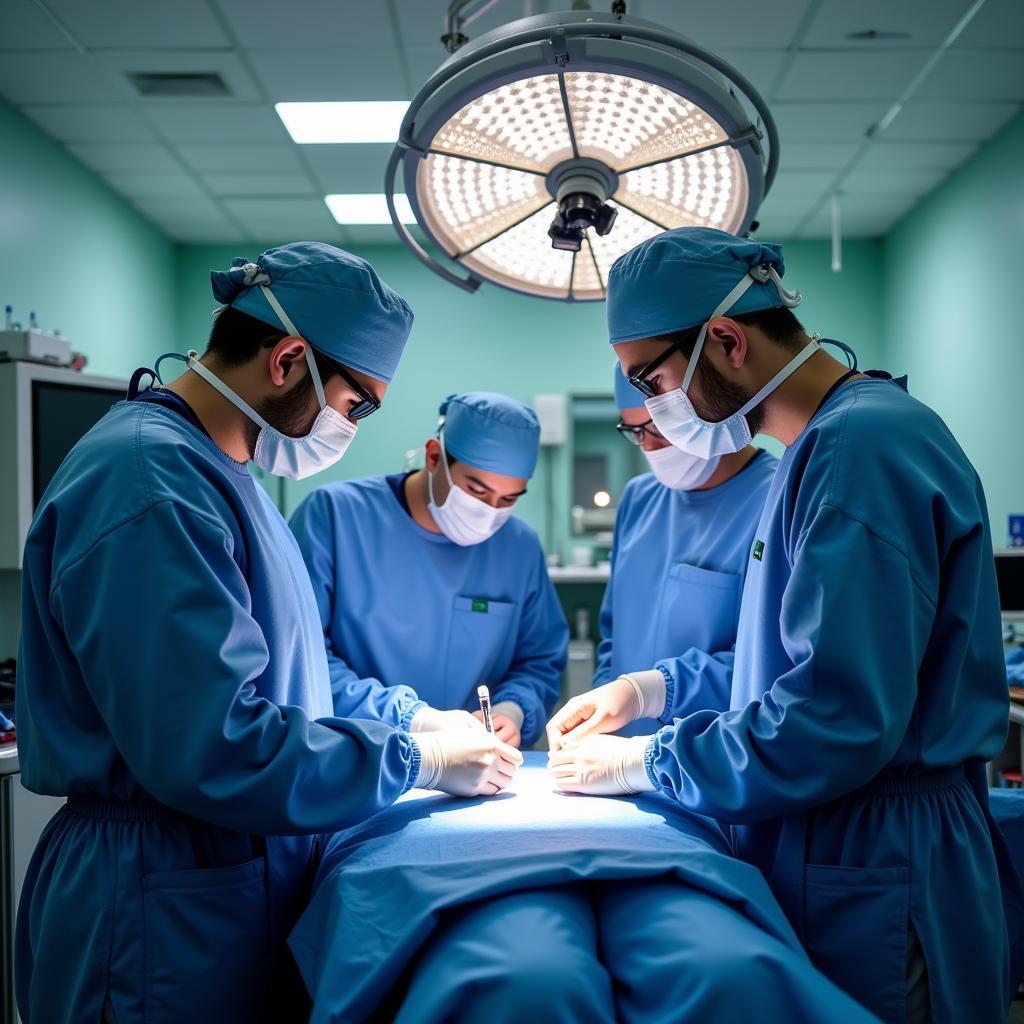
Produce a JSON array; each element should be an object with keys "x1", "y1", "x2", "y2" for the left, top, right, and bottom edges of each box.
[
  {"x1": 276, "y1": 101, "x2": 409, "y2": 144},
  {"x1": 325, "y1": 193, "x2": 415, "y2": 225}
]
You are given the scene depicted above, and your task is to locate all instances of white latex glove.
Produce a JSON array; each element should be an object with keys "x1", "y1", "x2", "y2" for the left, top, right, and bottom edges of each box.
[
  {"x1": 548, "y1": 734, "x2": 656, "y2": 795},
  {"x1": 409, "y1": 706, "x2": 486, "y2": 733},
  {"x1": 473, "y1": 700, "x2": 524, "y2": 748},
  {"x1": 545, "y1": 671, "x2": 666, "y2": 751},
  {"x1": 414, "y1": 728, "x2": 524, "y2": 797}
]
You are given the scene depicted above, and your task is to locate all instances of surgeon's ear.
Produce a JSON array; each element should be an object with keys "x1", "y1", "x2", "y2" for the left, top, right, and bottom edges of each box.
[
  {"x1": 707, "y1": 318, "x2": 748, "y2": 370},
  {"x1": 424, "y1": 438, "x2": 442, "y2": 471},
  {"x1": 267, "y1": 336, "x2": 309, "y2": 387}
]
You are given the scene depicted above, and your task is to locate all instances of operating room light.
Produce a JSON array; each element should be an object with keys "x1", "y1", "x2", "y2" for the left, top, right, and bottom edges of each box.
[
  {"x1": 593, "y1": 490, "x2": 611, "y2": 508},
  {"x1": 276, "y1": 101, "x2": 410, "y2": 144},
  {"x1": 385, "y1": 9, "x2": 779, "y2": 300},
  {"x1": 325, "y1": 193, "x2": 415, "y2": 225}
]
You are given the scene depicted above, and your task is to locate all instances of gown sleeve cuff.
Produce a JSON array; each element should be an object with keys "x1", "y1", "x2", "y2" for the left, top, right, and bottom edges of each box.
[
  {"x1": 643, "y1": 735, "x2": 661, "y2": 791},
  {"x1": 400, "y1": 700, "x2": 428, "y2": 733},
  {"x1": 656, "y1": 664, "x2": 676, "y2": 724},
  {"x1": 404, "y1": 737, "x2": 423, "y2": 794}
]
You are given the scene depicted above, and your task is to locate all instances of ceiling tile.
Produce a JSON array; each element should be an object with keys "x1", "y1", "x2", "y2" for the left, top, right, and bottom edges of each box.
[
  {"x1": 857, "y1": 141, "x2": 978, "y2": 170},
  {"x1": 302, "y1": 143, "x2": 394, "y2": 193},
  {"x1": 65, "y1": 141, "x2": 176, "y2": 173},
  {"x1": 94, "y1": 50, "x2": 262, "y2": 104},
  {"x1": 343, "y1": 225, "x2": 410, "y2": 246},
  {"x1": 144, "y1": 104, "x2": 288, "y2": 142},
  {"x1": 708, "y1": 50, "x2": 788, "y2": 99},
  {"x1": 0, "y1": 52, "x2": 130, "y2": 103},
  {"x1": 42, "y1": 0, "x2": 231, "y2": 48},
  {"x1": 203, "y1": 172, "x2": 315, "y2": 196},
  {"x1": 954, "y1": 0, "x2": 1024, "y2": 48},
  {"x1": 916, "y1": 50, "x2": 1024, "y2": 101},
  {"x1": 802, "y1": 0, "x2": 968, "y2": 48},
  {"x1": 630, "y1": 0, "x2": 814, "y2": 48},
  {"x1": 878, "y1": 100, "x2": 1021, "y2": 142},
  {"x1": 799, "y1": 193, "x2": 912, "y2": 237},
  {"x1": 214, "y1": 0, "x2": 397, "y2": 49},
  {"x1": 102, "y1": 171, "x2": 207, "y2": 199},
  {"x1": 167, "y1": 222, "x2": 252, "y2": 244},
  {"x1": 779, "y1": 140, "x2": 860, "y2": 170},
  {"x1": 776, "y1": 51, "x2": 928, "y2": 101},
  {"x1": 20, "y1": 103, "x2": 155, "y2": 142},
  {"x1": 768, "y1": 169, "x2": 841, "y2": 197},
  {"x1": 841, "y1": 167, "x2": 950, "y2": 196},
  {"x1": 0, "y1": 0, "x2": 77, "y2": 49},
  {"x1": 176, "y1": 142, "x2": 305, "y2": 173},
  {"x1": 222, "y1": 197, "x2": 340, "y2": 237},
  {"x1": 772, "y1": 101, "x2": 888, "y2": 140},
  {"x1": 248, "y1": 47, "x2": 409, "y2": 102}
]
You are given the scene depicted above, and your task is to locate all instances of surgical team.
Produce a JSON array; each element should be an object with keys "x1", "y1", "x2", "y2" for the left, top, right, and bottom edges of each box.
[{"x1": 14, "y1": 229, "x2": 1020, "y2": 1023}]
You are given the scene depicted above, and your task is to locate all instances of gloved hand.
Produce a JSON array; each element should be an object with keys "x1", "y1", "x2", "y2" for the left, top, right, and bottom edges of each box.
[
  {"x1": 548, "y1": 735, "x2": 655, "y2": 795},
  {"x1": 473, "y1": 700, "x2": 524, "y2": 748},
  {"x1": 545, "y1": 671, "x2": 666, "y2": 751},
  {"x1": 410, "y1": 706, "x2": 486, "y2": 733},
  {"x1": 414, "y1": 728, "x2": 524, "y2": 797}
]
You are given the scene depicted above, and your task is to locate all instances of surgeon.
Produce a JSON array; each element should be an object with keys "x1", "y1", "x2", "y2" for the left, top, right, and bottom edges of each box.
[
  {"x1": 15, "y1": 243, "x2": 521, "y2": 1024},
  {"x1": 290, "y1": 392, "x2": 567, "y2": 749},
  {"x1": 591, "y1": 363, "x2": 776, "y2": 735},
  {"x1": 547, "y1": 227, "x2": 1022, "y2": 1024}
]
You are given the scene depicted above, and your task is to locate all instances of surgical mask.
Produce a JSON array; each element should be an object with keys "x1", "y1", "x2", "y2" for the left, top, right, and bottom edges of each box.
[
  {"x1": 645, "y1": 266, "x2": 817, "y2": 460},
  {"x1": 187, "y1": 284, "x2": 357, "y2": 479},
  {"x1": 427, "y1": 433, "x2": 512, "y2": 546},
  {"x1": 643, "y1": 445, "x2": 720, "y2": 491}
]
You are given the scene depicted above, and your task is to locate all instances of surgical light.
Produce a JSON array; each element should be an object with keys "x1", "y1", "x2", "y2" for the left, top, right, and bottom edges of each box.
[{"x1": 385, "y1": 6, "x2": 778, "y2": 300}]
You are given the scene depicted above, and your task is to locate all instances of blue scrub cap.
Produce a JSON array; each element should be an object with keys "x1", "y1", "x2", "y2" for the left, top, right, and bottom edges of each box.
[
  {"x1": 439, "y1": 392, "x2": 541, "y2": 479},
  {"x1": 210, "y1": 242, "x2": 414, "y2": 383},
  {"x1": 613, "y1": 362, "x2": 646, "y2": 410},
  {"x1": 607, "y1": 227, "x2": 789, "y2": 346}
]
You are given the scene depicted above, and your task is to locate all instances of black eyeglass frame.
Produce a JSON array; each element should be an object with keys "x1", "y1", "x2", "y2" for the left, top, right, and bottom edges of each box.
[
  {"x1": 322, "y1": 356, "x2": 381, "y2": 420},
  {"x1": 615, "y1": 418, "x2": 663, "y2": 446},
  {"x1": 627, "y1": 333, "x2": 692, "y2": 399}
]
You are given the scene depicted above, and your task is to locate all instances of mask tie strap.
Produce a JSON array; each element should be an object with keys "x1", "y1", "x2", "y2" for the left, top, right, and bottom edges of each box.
[
  {"x1": 736, "y1": 340, "x2": 821, "y2": 417},
  {"x1": 186, "y1": 351, "x2": 273, "y2": 432},
  {"x1": 258, "y1": 284, "x2": 328, "y2": 411},
  {"x1": 681, "y1": 273, "x2": 759, "y2": 393}
]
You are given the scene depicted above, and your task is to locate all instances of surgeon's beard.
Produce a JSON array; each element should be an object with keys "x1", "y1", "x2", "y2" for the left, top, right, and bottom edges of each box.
[
  {"x1": 244, "y1": 373, "x2": 320, "y2": 454},
  {"x1": 689, "y1": 350, "x2": 765, "y2": 437}
]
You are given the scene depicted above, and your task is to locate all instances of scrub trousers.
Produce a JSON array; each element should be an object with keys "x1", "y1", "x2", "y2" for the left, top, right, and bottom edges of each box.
[{"x1": 393, "y1": 880, "x2": 881, "y2": 1023}]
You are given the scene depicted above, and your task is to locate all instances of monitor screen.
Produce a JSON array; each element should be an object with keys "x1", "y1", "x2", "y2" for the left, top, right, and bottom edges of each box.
[
  {"x1": 32, "y1": 380, "x2": 124, "y2": 507},
  {"x1": 995, "y1": 551, "x2": 1024, "y2": 616}
]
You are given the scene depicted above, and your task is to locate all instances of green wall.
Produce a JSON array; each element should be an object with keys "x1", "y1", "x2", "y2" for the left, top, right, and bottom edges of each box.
[
  {"x1": 883, "y1": 110, "x2": 1024, "y2": 546},
  {"x1": 0, "y1": 99, "x2": 178, "y2": 658},
  {"x1": 0, "y1": 100, "x2": 177, "y2": 375},
  {"x1": 177, "y1": 238, "x2": 885, "y2": 559}
]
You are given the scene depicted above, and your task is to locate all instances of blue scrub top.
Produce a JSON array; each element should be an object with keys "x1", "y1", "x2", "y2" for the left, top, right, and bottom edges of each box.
[
  {"x1": 646, "y1": 374, "x2": 1020, "y2": 1022},
  {"x1": 594, "y1": 450, "x2": 777, "y2": 731},
  {"x1": 289, "y1": 476, "x2": 568, "y2": 745},
  {"x1": 15, "y1": 396, "x2": 418, "y2": 1021}
]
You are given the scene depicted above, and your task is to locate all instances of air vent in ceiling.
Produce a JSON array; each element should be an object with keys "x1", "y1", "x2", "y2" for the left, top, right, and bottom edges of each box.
[
  {"x1": 844, "y1": 29, "x2": 912, "y2": 41},
  {"x1": 127, "y1": 72, "x2": 231, "y2": 97}
]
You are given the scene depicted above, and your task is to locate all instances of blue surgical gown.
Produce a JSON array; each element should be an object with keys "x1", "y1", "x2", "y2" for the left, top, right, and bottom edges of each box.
[
  {"x1": 289, "y1": 476, "x2": 567, "y2": 744},
  {"x1": 594, "y1": 451, "x2": 777, "y2": 733},
  {"x1": 645, "y1": 374, "x2": 1023, "y2": 1023},
  {"x1": 15, "y1": 397, "x2": 417, "y2": 1024}
]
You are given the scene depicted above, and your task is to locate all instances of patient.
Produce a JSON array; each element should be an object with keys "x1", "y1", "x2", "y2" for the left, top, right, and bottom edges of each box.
[{"x1": 289, "y1": 755, "x2": 879, "y2": 1023}]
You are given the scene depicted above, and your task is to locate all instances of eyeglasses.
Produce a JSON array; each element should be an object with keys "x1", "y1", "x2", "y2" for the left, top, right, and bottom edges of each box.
[
  {"x1": 615, "y1": 418, "x2": 664, "y2": 447},
  {"x1": 627, "y1": 333, "x2": 692, "y2": 399},
  {"x1": 330, "y1": 359, "x2": 381, "y2": 420}
]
